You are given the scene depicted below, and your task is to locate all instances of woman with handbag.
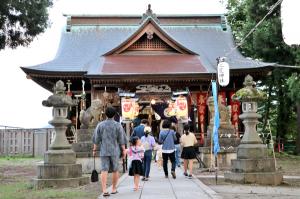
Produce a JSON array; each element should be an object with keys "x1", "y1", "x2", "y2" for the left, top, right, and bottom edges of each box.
[{"x1": 158, "y1": 120, "x2": 177, "y2": 179}]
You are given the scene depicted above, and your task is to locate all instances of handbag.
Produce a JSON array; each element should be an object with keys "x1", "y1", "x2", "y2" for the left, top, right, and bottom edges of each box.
[
  {"x1": 158, "y1": 130, "x2": 170, "y2": 145},
  {"x1": 91, "y1": 155, "x2": 99, "y2": 182}
]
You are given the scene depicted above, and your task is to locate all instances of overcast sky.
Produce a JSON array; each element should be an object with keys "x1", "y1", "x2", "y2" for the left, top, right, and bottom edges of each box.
[{"x1": 0, "y1": 0, "x2": 298, "y2": 128}]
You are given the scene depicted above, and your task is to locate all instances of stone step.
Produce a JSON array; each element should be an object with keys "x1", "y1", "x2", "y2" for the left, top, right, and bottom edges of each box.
[
  {"x1": 32, "y1": 176, "x2": 89, "y2": 189},
  {"x1": 224, "y1": 171, "x2": 283, "y2": 185},
  {"x1": 231, "y1": 158, "x2": 276, "y2": 173},
  {"x1": 37, "y1": 164, "x2": 83, "y2": 179}
]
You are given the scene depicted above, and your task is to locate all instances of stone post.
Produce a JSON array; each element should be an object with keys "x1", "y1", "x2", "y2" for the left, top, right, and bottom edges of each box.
[
  {"x1": 32, "y1": 80, "x2": 89, "y2": 189},
  {"x1": 224, "y1": 75, "x2": 282, "y2": 185}
]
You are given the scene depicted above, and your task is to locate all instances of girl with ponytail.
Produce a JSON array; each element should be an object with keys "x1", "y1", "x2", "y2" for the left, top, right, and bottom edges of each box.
[{"x1": 180, "y1": 123, "x2": 197, "y2": 179}]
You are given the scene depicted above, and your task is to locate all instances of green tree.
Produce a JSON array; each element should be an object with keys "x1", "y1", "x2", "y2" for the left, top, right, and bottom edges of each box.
[
  {"x1": 227, "y1": 0, "x2": 300, "y2": 152},
  {"x1": 287, "y1": 74, "x2": 300, "y2": 154},
  {"x1": 0, "y1": 0, "x2": 53, "y2": 50}
]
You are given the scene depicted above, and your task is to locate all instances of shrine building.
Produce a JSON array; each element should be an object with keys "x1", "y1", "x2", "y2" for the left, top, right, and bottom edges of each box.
[{"x1": 21, "y1": 6, "x2": 283, "y2": 141}]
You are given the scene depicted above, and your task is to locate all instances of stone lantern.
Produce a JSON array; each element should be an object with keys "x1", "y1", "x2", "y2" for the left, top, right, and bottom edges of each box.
[
  {"x1": 224, "y1": 75, "x2": 282, "y2": 185},
  {"x1": 32, "y1": 80, "x2": 89, "y2": 189}
]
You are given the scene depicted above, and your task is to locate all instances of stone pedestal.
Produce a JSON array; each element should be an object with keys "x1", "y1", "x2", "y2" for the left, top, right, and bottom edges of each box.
[
  {"x1": 199, "y1": 96, "x2": 240, "y2": 169},
  {"x1": 72, "y1": 129, "x2": 100, "y2": 173},
  {"x1": 72, "y1": 129, "x2": 95, "y2": 158},
  {"x1": 199, "y1": 147, "x2": 237, "y2": 169},
  {"x1": 32, "y1": 80, "x2": 89, "y2": 189},
  {"x1": 224, "y1": 75, "x2": 282, "y2": 185},
  {"x1": 33, "y1": 149, "x2": 89, "y2": 189}
]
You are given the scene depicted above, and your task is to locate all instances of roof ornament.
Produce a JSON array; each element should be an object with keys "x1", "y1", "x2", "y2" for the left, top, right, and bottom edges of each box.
[
  {"x1": 141, "y1": 4, "x2": 160, "y2": 24},
  {"x1": 146, "y1": 31, "x2": 153, "y2": 40}
]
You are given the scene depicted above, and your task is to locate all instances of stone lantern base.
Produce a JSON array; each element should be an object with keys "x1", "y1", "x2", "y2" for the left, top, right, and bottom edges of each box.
[
  {"x1": 224, "y1": 144, "x2": 283, "y2": 185},
  {"x1": 32, "y1": 149, "x2": 89, "y2": 189},
  {"x1": 200, "y1": 136, "x2": 240, "y2": 169}
]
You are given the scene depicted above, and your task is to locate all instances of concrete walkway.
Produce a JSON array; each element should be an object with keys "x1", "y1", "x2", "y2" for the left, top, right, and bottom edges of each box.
[{"x1": 98, "y1": 163, "x2": 221, "y2": 199}]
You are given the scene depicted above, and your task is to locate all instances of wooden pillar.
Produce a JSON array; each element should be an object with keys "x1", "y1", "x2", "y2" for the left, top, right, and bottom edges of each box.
[{"x1": 125, "y1": 122, "x2": 131, "y2": 144}]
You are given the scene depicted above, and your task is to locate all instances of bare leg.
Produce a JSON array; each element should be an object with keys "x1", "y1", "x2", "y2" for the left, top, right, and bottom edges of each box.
[
  {"x1": 134, "y1": 175, "x2": 140, "y2": 191},
  {"x1": 188, "y1": 159, "x2": 194, "y2": 175},
  {"x1": 112, "y1": 171, "x2": 119, "y2": 192},
  {"x1": 183, "y1": 159, "x2": 188, "y2": 173},
  {"x1": 101, "y1": 171, "x2": 108, "y2": 193}
]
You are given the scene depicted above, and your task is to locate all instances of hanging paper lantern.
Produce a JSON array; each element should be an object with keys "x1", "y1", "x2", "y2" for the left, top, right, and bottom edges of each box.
[
  {"x1": 134, "y1": 102, "x2": 140, "y2": 117},
  {"x1": 217, "y1": 60, "x2": 230, "y2": 87},
  {"x1": 175, "y1": 96, "x2": 188, "y2": 122},
  {"x1": 121, "y1": 98, "x2": 135, "y2": 121}
]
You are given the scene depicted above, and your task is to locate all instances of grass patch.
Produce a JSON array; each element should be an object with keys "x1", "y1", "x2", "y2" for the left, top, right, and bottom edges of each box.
[
  {"x1": 0, "y1": 156, "x2": 42, "y2": 166},
  {"x1": 275, "y1": 152, "x2": 300, "y2": 160},
  {"x1": 0, "y1": 181, "x2": 96, "y2": 199}
]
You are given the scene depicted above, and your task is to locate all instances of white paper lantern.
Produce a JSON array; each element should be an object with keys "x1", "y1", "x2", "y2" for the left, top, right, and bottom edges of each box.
[{"x1": 217, "y1": 60, "x2": 230, "y2": 87}]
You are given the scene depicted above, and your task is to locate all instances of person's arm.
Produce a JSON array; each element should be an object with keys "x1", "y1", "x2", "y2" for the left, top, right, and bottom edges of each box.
[
  {"x1": 92, "y1": 123, "x2": 101, "y2": 156},
  {"x1": 173, "y1": 131, "x2": 177, "y2": 142},
  {"x1": 180, "y1": 136, "x2": 184, "y2": 147},
  {"x1": 158, "y1": 132, "x2": 163, "y2": 143},
  {"x1": 150, "y1": 136, "x2": 156, "y2": 148},
  {"x1": 117, "y1": 123, "x2": 127, "y2": 159},
  {"x1": 193, "y1": 134, "x2": 198, "y2": 145},
  {"x1": 131, "y1": 127, "x2": 136, "y2": 137}
]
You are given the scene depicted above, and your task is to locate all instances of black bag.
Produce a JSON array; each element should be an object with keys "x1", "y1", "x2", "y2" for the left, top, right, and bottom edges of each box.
[{"x1": 91, "y1": 155, "x2": 99, "y2": 182}]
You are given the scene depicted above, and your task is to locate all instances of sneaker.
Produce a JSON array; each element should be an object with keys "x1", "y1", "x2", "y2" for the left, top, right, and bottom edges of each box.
[
  {"x1": 188, "y1": 174, "x2": 193, "y2": 179},
  {"x1": 171, "y1": 171, "x2": 176, "y2": 179},
  {"x1": 183, "y1": 172, "x2": 188, "y2": 177},
  {"x1": 141, "y1": 177, "x2": 146, "y2": 181}
]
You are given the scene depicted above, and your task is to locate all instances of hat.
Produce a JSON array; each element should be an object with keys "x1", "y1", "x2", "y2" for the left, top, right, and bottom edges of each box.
[{"x1": 144, "y1": 126, "x2": 152, "y2": 133}]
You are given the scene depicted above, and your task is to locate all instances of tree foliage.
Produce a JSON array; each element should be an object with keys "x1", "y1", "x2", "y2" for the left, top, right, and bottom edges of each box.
[
  {"x1": 287, "y1": 74, "x2": 300, "y2": 103},
  {"x1": 0, "y1": 0, "x2": 53, "y2": 50},
  {"x1": 227, "y1": 0, "x2": 300, "y2": 153}
]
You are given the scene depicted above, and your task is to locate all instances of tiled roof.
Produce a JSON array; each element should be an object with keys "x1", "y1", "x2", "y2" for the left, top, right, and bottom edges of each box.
[
  {"x1": 22, "y1": 17, "x2": 272, "y2": 75},
  {"x1": 101, "y1": 55, "x2": 206, "y2": 74}
]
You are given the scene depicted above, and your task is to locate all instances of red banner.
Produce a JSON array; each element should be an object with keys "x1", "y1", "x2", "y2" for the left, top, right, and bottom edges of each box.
[
  {"x1": 197, "y1": 92, "x2": 208, "y2": 143},
  {"x1": 229, "y1": 91, "x2": 240, "y2": 136}
]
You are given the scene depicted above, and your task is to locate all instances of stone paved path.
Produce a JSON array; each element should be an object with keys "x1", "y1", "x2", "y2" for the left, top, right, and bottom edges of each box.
[{"x1": 98, "y1": 163, "x2": 221, "y2": 199}]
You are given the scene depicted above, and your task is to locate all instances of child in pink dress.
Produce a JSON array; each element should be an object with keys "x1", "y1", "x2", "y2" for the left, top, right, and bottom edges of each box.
[{"x1": 128, "y1": 136, "x2": 145, "y2": 191}]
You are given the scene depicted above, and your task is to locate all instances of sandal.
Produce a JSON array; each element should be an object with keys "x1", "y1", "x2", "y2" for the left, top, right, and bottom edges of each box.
[
  {"x1": 111, "y1": 190, "x2": 118, "y2": 194},
  {"x1": 103, "y1": 192, "x2": 110, "y2": 197}
]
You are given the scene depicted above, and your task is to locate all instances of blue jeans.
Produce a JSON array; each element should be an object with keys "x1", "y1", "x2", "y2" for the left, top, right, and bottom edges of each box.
[
  {"x1": 175, "y1": 144, "x2": 181, "y2": 167},
  {"x1": 143, "y1": 150, "x2": 152, "y2": 178}
]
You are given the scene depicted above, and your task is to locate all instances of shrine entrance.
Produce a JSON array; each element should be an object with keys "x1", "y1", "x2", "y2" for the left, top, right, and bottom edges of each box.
[{"x1": 120, "y1": 84, "x2": 193, "y2": 138}]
